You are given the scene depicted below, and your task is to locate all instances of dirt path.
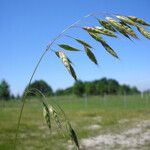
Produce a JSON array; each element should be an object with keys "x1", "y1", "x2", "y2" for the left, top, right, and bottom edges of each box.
[{"x1": 80, "y1": 120, "x2": 150, "y2": 150}]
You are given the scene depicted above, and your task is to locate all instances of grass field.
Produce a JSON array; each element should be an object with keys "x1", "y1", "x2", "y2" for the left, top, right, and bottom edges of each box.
[{"x1": 0, "y1": 95, "x2": 150, "y2": 150}]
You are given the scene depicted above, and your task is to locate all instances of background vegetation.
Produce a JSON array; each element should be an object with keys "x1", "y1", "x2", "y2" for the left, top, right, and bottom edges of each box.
[{"x1": 0, "y1": 78, "x2": 141, "y2": 100}]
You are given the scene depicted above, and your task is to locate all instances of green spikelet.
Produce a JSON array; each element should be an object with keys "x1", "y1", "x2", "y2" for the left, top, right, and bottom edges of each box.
[
  {"x1": 58, "y1": 44, "x2": 79, "y2": 51},
  {"x1": 106, "y1": 17, "x2": 132, "y2": 40},
  {"x1": 84, "y1": 46, "x2": 98, "y2": 65},
  {"x1": 75, "y1": 38, "x2": 92, "y2": 48},
  {"x1": 67, "y1": 122, "x2": 80, "y2": 150},
  {"x1": 55, "y1": 51, "x2": 77, "y2": 80},
  {"x1": 94, "y1": 26, "x2": 117, "y2": 37},
  {"x1": 137, "y1": 25, "x2": 150, "y2": 39},
  {"x1": 128, "y1": 16, "x2": 150, "y2": 26},
  {"x1": 119, "y1": 21, "x2": 138, "y2": 38},
  {"x1": 83, "y1": 26, "x2": 116, "y2": 37},
  {"x1": 51, "y1": 107, "x2": 62, "y2": 129},
  {"x1": 83, "y1": 26, "x2": 102, "y2": 34},
  {"x1": 116, "y1": 15, "x2": 135, "y2": 25},
  {"x1": 43, "y1": 103, "x2": 51, "y2": 130},
  {"x1": 88, "y1": 32, "x2": 119, "y2": 59},
  {"x1": 98, "y1": 19, "x2": 116, "y2": 32}
]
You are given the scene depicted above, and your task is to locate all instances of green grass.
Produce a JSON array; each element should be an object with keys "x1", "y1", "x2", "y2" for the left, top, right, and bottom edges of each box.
[{"x1": 0, "y1": 95, "x2": 150, "y2": 150}]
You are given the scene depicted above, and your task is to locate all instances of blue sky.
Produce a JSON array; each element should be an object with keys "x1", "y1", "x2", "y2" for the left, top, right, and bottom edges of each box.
[{"x1": 0, "y1": 0, "x2": 150, "y2": 95}]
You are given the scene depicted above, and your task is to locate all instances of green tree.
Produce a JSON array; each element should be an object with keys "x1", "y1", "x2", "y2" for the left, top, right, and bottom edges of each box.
[
  {"x1": 73, "y1": 80, "x2": 85, "y2": 97},
  {"x1": 131, "y1": 86, "x2": 140, "y2": 94},
  {"x1": 23, "y1": 80, "x2": 53, "y2": 97},
  {"x1": 85, "y1": 82, "x2": 97, "y2": 95},
  {"x1": 107, "y1": 79, "x2": 119, "y2": 95},
  {"x1": 96, "y1": 78, "x2": 108, "y2": 95},
  {"x1": 119, "y1": 85, "x2": 128, "y2": 95},
  {"x1": 55, "y1": 89, "x2": 65, "y2": 96},
  {"x1": 0, "y1": 80, "x2": 10, "y2": 100}
]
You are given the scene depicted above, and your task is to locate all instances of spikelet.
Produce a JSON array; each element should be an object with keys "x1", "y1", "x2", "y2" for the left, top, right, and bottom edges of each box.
[
  {"x1": 55, "y1": 51, "x2": 77, "y2": 80},
  {"x1": 128, "y1": 16, "x2": 150, "y2": 26},
  {"x1": 106, "y1": 17, "x2": 131, "y2": 39},
  {"x1": 95, "y1": 26, "x2": 117, "y2": 37},
  {"x1": 43, "y1": 103, "x2": 52, "y2": 130},
  {"x1": 116, "y1": 15, "x2": 135, "y2": 25},
  {"x1": 83, "y1": 26, "x2": 101, "y2": 34},
  {"x1": 75, "y1": 38, "x2": 92, "y2": 48},
  {"x1": 119, "y1": 21, "x2": 138, "y2": 38},
  {"x1": 89, "y1": 32, "x2": 119, "y2": 59},
  {"x1": 137, "y1": 25, "x2": 150, "y2": 39},
  {"x1": 83, "y1": 26, "x2": 116, "y2": 37},
  {"x1": 98, "y1": 19, "x2": 116, "y2": 32},
  {"x1": 58, "y1": 44, "x2": 79, "y2": 51},
  {"x1": 51, "y1": 106, "x2": 62, "y2": 129},
  {"x1": 84, "y1": 46, "x2": 98, "y2": 65},
  {"x1": 67, "y1": 122, "x2": 80, "y2": 150}
]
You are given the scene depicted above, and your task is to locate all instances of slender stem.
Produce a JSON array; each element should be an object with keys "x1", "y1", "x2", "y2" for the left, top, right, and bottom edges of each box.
[
  {"x1": 14, "y1": 12, "x2": 102, "y2": 149},
  {"x1": 14, "y1": 50, "x2": 47, "y2": 149}
]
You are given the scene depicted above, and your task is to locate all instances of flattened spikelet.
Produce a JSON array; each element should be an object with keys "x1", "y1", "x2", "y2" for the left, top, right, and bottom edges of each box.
[
  {"x1": 137, "y1": 25, "x2": 150, "y2": 39},
  {"x1": 84, "y1": 46, "x2": 98, "y2": 65},
  {"x1": 55, "y1": 51, "x2": 77, "y2": 80},
  {"x1": 68, "y1": 122, "x2": 80, "y2": 150},
  {"x1": 119, "y1": 21, "x2": 138, "y2": 38},
  {"x1": 43, "y1": 103, "x2": 51, "y2": 130},
  {"x1": 89, "y1": 32, "x2": 119, "y2": 58},
  {"x1": 58, "y1": 44, "x2": 79, "y2": 51},
  {"x1": 95, "y1": 26, "x2": 117, "y2": 37},
  {"x1": 83, "y1": 26, "x2": 117, "y2": 37},
  {"x1": 128, "y1": 16, "x2": 150, "y2": 26},
  {"x1": 98, "y1": 19, "x2": 116, "y2": 32},
  {"x1": 75, "y1": 38, "x2": 92, "y2": 48},
  {"x1": 106, "y1": 17, "x2": 132, "y2": 40},
  {"x1": 52, "y1": 107, "x2": 62, "y2": 129},
  {"x1": 116, "y1": 15, "x2": 135, "y2": 25}
]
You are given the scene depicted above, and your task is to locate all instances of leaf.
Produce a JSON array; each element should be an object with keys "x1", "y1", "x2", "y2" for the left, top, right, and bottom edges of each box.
[
  {"x1": 58, "y1": 44, "x2": 79, "y2": 51},
  {"x1": 106, "y1": 17, "x2": 132, "y2": 40},
  {"x1": 67, "y1": 122, "x2": 80, "y2": 150},
  {"x1": 84, "y1": 46, "x2": 98, "y2": 65},
  {"x1": 75, "y1": 38, "x2": 92, "y2": 48},
  {"x1": 56, "y1": 51, "x2": 77, "y2": 80},
  {"x1": 89, "y1": 32, "x2": 119, "y2": 59},
  {"x1": 128, "y1": 16, "x2": 150, "y2": 26},
  {"x1": 137, "y1": 25, "x2": 150, "y2": 39},
  {"x1": 116, "y1": 15, "x2": 135, "y2": 25},
  {"x1": 98, "y1": 19, "x2": 116, "y2": 32},
  {"x1": 43, "y1": 102, "x2": 51, "y2": 130}
]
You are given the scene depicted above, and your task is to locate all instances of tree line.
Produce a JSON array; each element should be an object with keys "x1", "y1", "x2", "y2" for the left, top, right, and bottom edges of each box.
[
  {"x1": 0, "y1": 78, "x2": 141, "y2": 100},
  {"x1": 56, "y1": 78, "x2": 140, "y2": 97}
]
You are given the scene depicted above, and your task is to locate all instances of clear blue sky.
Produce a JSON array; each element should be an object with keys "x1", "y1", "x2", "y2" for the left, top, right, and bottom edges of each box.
[{"x1": 0, "y1": 0, "x2": 150, "y2": 95}]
